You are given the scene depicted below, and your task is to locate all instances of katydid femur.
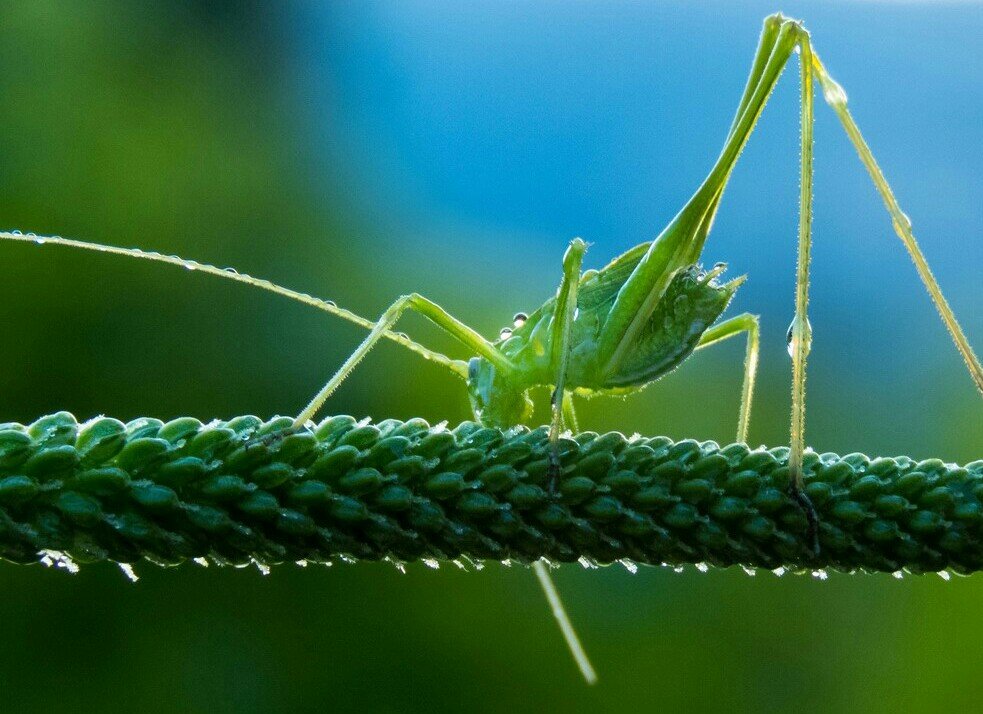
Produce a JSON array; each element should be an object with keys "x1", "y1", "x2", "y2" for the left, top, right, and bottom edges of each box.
[{"x1": 2, "y1": 14, "x2": 981, "y2": 685}]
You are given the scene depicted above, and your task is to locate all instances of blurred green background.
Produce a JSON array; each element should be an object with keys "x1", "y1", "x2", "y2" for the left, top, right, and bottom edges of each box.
[{"x1": 0, "y1": 2, "x2": 980, "y2": 712}]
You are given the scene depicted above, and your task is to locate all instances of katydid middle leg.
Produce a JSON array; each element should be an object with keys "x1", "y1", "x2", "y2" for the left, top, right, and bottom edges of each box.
[{"x1": 695, "y1": 312, "x2": 761, "y2": 444}]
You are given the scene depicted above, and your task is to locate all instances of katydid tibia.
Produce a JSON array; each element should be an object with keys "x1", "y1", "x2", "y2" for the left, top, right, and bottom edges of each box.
[{"x1": 2, "y1": 13, "x2": 980, "y2": 686}]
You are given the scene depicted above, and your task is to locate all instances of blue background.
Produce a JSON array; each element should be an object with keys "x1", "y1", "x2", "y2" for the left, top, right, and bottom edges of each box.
[{"x1": 0, "y1": 2, "x2": 979, "y2": 712}]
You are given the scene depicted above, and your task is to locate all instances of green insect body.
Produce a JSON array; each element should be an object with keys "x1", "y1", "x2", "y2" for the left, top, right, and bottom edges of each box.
[
  {"x1": 468, "y1": 259, "x2": 743, "y2": 428},
  {"x1": 2, "y1": 12, "x2": 980, "y2": 687}
]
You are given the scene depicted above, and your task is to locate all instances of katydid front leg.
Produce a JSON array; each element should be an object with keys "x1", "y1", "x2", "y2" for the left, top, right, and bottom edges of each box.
[{"x1": 293, "y1": 293, "x2": 513, "y2": 426}]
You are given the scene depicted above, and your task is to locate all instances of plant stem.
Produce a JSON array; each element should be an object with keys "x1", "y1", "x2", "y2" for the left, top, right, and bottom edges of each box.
[{"x1": 1, "y1": 412, "x2": 980, "y2": 574}]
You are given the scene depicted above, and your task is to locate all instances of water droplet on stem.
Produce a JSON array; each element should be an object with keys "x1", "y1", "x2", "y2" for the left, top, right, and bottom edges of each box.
[
  {"x1": 822, "y1": 78, "x2": 848, "y2": 106},
  {"x1": 786, "y1": 317, "x2": 813, "y2": 359}
]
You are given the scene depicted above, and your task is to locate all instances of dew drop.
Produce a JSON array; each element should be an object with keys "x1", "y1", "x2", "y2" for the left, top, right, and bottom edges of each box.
[
  {"x1": 937, "y1": 570, "x2": 951, "y2": 581},
  {"x1": 295, "y1": 560, "x2": 309, "y2": 568},
  {"x1": 811, "y1": 569, "x2": 828, "y2": 581},
  {"x1": 499, "y1": 327, "x2": 513, "y2": 340},
  {"x1": 673, "y1": 566, "x2": 684, "y2": 574},
  {"x1": 324, "y1": 300, "x2": 337, "y2": 308},
  {"x1": 39, "y1": 549, "x2": 79, "y2": 573},
  {"x1": 11, "y1": 229, "x2": 21, "y2": 235},
  {"x1": 892, "y1": 212, "x2": 912, "y2": 234},
  {"x1": 772, "y1": 566, "x2": 787, "y2": 577},
  {"x1": 786, "y1": 317, "x2": 813, "y2": 359},
  {"x1": 742, "y1": 566, "x2": 757, "y2": 577},
  {"x1": 578, "y1": 556, "x2": 599, "y2": 570},
  {"x1": 423, "y1": 558, "x2": 440, "y2": 570},
  {"x1": 253, "y1": 559, "x2": 271, "y2": 576},
  {"x1": 892, "y1": 570, "x2": 904, "y2": 580},
  {"x1": 713, "y1": 261, "x2": 726, "y2": 271},
  {"x1": 193, "y1": 557, "x2": 209, "y2": 567},
  {"x1": 619, "y1": 559, "x2": 638, "y2": 574},
  {"x1": 118, "y1": 563, "x2": 139, "y2": 582},
  {"x1": 513, "y1": 312, "x2": 528, "y2": 328},
  {"x1": 695, "y1": 562, "x2": 709, "y2": 573},
  {"x1": 34, "y1": 237, "x2": 46, "y2": 245},
  {"x1": 822, "y1": 78, "x2": 848, "y2": 106}
]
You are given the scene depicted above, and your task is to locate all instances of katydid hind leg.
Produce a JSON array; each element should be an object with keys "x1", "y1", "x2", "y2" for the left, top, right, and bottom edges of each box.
[
  {"x1": 808, "y1": 52, "x2": 983, "y2": 395},
  {"x1": 785, "y1": 29, "x2": 820, "y2": 555},
  {"x1": 597, "y1": 19, "x2": 801, "y2": 380}
]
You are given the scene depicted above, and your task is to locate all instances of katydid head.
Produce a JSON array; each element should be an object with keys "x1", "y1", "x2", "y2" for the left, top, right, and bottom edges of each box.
[{"x1": 466, "y1": 356, "x2": 534, "y2": 428}]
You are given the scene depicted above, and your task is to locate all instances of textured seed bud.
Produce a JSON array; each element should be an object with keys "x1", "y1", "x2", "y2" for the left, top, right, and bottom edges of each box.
[{"x1": 0, "y1": 413, "x2": 978, "y2": 575}]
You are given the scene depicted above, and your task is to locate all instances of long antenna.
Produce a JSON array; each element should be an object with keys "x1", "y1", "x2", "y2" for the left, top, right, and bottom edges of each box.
[{"x1": 0, "y1": 231, "x2": 468, "y2": 379}]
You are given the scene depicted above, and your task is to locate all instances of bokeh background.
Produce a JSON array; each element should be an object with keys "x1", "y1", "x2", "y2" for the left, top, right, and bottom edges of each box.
[{"x1": 0, "y1": 1, "x2": 980, "y2": 712}]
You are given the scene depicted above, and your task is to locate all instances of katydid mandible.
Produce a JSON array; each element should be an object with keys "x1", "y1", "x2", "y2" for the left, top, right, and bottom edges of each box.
[{"x1": 2, "y1": 14, "x2": 980, "y2": 685}]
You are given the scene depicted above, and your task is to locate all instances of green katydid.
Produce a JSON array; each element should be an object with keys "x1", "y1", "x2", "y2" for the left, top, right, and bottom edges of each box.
[{"x1": 2, "y1": 13, "x2": 980, "y2": 685}]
